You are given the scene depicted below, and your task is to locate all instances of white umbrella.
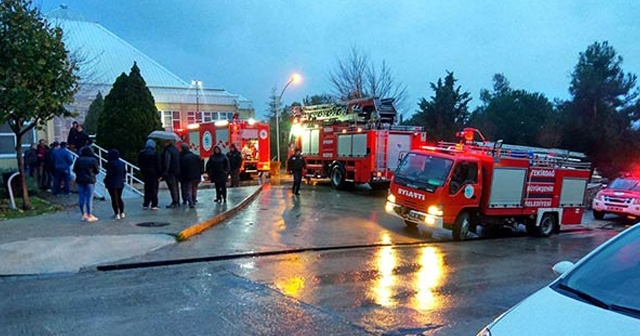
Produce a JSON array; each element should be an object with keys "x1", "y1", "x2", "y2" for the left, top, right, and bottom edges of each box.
[{"x1": 147, "y1": 130, "x2": 181, "y2": 141}]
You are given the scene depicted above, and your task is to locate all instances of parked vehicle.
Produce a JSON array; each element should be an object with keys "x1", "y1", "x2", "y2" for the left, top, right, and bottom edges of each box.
[
  {"x1": 385, "y1": 128, "x2": 591, "y2": 240},
  {"x1": 288, "y1": 97, "x2": 427, "y2": 190},
  {"x1": 592, "y1": 175, "x2": 640, "y2": 221},
  {"x1": 178, "y1": 116, "x2": 270, "y2": 178},
  {"x1": 477, "y1": 222, "x2": 640, "y2": 336}
]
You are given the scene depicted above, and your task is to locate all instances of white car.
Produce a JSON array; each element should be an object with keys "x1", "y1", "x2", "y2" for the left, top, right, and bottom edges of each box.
[{"x1": 477, "y1": 223, "x2": 640, "y2": 336}]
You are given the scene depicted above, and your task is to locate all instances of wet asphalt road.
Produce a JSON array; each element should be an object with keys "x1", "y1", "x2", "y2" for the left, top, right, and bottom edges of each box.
[{"x1": 0, "y1": 182, "x2": 626, "y2": 335}]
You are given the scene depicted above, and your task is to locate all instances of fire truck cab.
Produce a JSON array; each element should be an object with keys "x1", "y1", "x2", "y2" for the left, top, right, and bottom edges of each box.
[
  {"x1": 385, "y1": 128, "x2": 591, "y2": 240},
  {"x1": 288, "y1": 97, "x2": 427, "y2": 190}
]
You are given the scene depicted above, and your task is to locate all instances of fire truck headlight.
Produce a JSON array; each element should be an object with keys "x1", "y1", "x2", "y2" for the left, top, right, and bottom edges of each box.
[
  {"x1": 427, "y1": 205, "x2": 443, "y2": 217},
  {"x1": 387, "y1": 194, "x2": 396, "y2": 203},
  {"x1": 385, "y1": 202, "x2": 394, "y2": 213}
]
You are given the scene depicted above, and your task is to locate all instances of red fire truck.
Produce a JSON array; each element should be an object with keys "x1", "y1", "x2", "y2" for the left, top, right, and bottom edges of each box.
[
  {"x1": 385, "y1": 128, "x2": 591, "y2": 240},
  {"x1": 179, "y1": 118, "x2": 270, "y2": 177},
  {"x1": 288, "y1": 97, "x2": 427, "y2": 190}
]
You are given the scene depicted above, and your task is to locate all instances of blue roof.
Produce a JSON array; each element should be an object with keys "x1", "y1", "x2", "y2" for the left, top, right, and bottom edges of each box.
[{"x1": 45, "y1": 9, "x2": 252, "y2": 108}]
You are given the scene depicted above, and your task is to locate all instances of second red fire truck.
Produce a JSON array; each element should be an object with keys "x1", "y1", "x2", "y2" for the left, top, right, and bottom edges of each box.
[
  {"x1": 179, "y1": 117, "x2": 270, "y2": 177},
  {"x1": 385, "y1": 128, "x2": 591, "y2": 240},
  {"x1": 288, "y1": 97, "x2": 427, "y2": 190}
]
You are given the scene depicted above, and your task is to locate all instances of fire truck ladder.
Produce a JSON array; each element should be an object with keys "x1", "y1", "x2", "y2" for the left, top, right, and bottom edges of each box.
[
  {"x1": 296, "y1": 97, "x2": 398, "y2": 125},
  {"x1": 435, "y1": 139, "x2": 590, "y2": 170}
]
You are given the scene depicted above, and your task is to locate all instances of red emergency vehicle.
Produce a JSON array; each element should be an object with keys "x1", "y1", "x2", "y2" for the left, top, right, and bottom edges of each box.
[
  {"x1": 592, "y1": 174, "x2": 640, "y2": 221},
  {"x1": 179, "y1": 117, "x2": 270, "y2": 177},
  {"x1": 385, "y1": 128, "x2": 591, "y2": 240},
  {"x1": 288, "y1": 97, "x2": 427, "y2": 190}
]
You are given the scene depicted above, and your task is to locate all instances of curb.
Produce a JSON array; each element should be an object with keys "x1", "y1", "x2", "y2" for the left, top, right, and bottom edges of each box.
[{"x1": 175, "y1": 185, "x2": 263, "y2": 241}]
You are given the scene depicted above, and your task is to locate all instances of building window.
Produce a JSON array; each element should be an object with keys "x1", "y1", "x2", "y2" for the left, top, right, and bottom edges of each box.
[
  {"x1": 202, "y1": 111, "x2": 217, "y2": 122},
  {"x1": 0, "y1": 123, "x2": 37, "y2": 158},
  {"x1": 159, "y1": 110, "x2": 181, "y2": 131},
  {"x1": 187, "y1": 111, "x2": 203, "y2": 125},
  {"x1": 219, "y1": 112, "x2": 233, "y2": 120}
]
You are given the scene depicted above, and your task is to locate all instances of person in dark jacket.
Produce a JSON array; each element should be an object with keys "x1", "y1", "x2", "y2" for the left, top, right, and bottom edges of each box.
[
  {"x1": 36, "y1": 139, "x2": 48, "y2": 189},
  {"x1": 162, "y1": 140, "x2": 181, "y2": 208},
  {"x1": 44, "y1": 142, "x2": 58, "y2": 191},
  {"x1": 104, "y1": 149, "x2": 126, "y2": 220},
  {"x1": 227, "y1": 143, "x2": 243, "y2": 188},
  {"x1": 287, "y1": 147, "x2": 306, "y2": 196},
  {"x1": 179, "y1": 144, "x2": 202, "y2": 208},
  {"x1": 23, "y1": 143, "x2": 38, "y2": 177},
  {"x1": 138, "y1": 139, "x2": 161, "y2": 210},
  {"x1": 67, "y1": 121, "x2": 79, "y2": 152},
  {"x1": 74, "y1": 124, "x2": 90, "y2": 153},
  {"x1": 52, "y1": 142, "x2": 73, "y2": 195},
  {"x1": 73, "y1": 146, "x2": 99, "y2": 221},
  {"x1": 205, "y1": 145, "x2": 229, "y2": 203}
]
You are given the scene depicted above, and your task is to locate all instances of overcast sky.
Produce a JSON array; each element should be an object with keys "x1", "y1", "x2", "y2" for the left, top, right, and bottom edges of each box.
[{"x1": 38, "y1": 1, "x2": 640, "y2": 120}]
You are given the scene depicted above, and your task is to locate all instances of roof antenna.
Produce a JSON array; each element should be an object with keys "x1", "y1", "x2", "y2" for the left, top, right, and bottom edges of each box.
[{"x1": 59, "y1": 4, "x2": 68, "y2": 9}]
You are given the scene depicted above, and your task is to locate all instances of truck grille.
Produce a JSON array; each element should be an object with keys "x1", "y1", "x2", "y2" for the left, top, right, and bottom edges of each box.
[
  {"x1": 399, "y1": 197, "x2": 420, "y2": 209},
  {"x1": 604, "y1": 196, "x2": 632, "y2": 205}
]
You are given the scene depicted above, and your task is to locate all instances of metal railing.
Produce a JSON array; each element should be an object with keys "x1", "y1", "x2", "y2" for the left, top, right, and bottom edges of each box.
[{"x1": 68, "y1": 144, "x2": 144, "y2": 197}]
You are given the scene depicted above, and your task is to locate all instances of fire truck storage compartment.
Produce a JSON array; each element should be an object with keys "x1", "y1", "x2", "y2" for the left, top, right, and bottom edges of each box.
[
  {"x1": 386, "y1": 133, "x2": 411, "y2": 171},
  {"x1": 242, "y1": 128, "x2": 258, "y2": 139},
  {"x1": 489, "y1": 168, "x2": 527, "y2": 208},
  {"x1": 337, "y1": 133, "x2": 367, "y2": 157},
  {"x1": 300, "y1": 129, "x2": 320, "y2": 155},
  {"x1": 560, "y1": 178, "x2": 588, "y2": 206},
  {"x1": 216, "y1": 128, "x2": 229, "y2": 145}
]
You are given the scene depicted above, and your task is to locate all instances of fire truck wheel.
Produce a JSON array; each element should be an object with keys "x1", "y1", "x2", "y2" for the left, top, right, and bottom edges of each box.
[
  {"x1": 593, "y1": 210, "x2": 605, "y2": 220},
  {"x1": 452, "y1": 212, "x2": 472, "y2": 241},
  {"x1": 537, "y1": 213, "x2": 556, "y2": 237},
  {"x1": 330, "y1": 165, "x2": 347, "y2": 190}
]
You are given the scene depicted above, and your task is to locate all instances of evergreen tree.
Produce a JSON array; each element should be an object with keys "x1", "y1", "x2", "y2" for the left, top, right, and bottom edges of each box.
[
  {"x1": 469, "y1": 74, "x2": 555, "y2": 146},
  {"x1": 408, "y1": 71, "x2": 471, "y2": 141},
  {"x1": 0, "y1": 0, "x2": 79, "y2": 209},
  {"x1": 97, "y1": 62, "x2": 162, "y2": 163},
  {"x1": 561, "y1": 41, "x2": 639, "y2": 177},
  {"x1": 83, "y1": 91, "x2": 102, "y2": 135}
]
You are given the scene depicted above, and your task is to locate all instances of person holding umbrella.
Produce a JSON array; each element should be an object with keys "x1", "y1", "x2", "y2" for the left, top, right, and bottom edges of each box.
[
  {"x1": 147, "y1": 130, "x2": 182, "y2": 209},
  {"x1": 162, "y1": 140, "x2": 181, "y2": 208}
]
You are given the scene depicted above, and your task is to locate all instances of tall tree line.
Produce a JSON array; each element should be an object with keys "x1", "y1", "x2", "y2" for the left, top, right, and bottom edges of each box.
[{"x1": 405, "y1": 41, "x2": 639, "y2": 178}]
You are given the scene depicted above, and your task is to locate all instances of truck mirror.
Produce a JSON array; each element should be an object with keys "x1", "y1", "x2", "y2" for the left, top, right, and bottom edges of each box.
[{"x1": 398, "y1": 151, "x2": 407, "y2": 162}]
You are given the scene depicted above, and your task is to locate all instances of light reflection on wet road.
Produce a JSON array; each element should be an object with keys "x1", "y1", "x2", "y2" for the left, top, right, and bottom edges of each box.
[{"x1": 231, "y1": 229, "x2": 616, "y2": 335}]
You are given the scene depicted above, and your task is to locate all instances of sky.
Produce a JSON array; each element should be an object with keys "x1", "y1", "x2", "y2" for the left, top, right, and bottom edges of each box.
[{"x1": 38, "y1": 0, "x2": 640, "y2": 120}]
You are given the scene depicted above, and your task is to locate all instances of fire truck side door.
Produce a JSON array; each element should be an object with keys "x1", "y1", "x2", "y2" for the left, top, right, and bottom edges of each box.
[{"x1": 448, "y1": 161, "x2": 481, "y2": 208}]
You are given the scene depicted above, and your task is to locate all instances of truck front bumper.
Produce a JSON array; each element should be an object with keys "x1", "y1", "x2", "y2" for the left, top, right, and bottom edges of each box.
[
  {"x1": 592, "y1": 199, "x2": 640, "y2": 217},
  {"x1": 385, "y1": 201, "x2": 444, "y2": 229}
]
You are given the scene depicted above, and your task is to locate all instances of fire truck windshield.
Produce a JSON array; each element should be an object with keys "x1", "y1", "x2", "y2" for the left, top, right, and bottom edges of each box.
[
  {"x1": 609, "y1": 178, "x2": 640, "y2": 192},
  {"x1": 395, "y1": 153, "x2": 453, "y2": 190}
]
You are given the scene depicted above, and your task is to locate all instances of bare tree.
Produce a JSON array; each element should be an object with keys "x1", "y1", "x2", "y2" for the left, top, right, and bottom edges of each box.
[{"x1": 328, "y1": 47, "x2": 408, "y2": 114}]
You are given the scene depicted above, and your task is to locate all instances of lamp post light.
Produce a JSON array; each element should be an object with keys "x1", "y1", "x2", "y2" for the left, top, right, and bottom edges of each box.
[
  {"x1": 191, "y1": 80, "x2": 202, "y2": 121},
  {"x1": 276, "y1": 73, "x2": 301, "y2": 163}
]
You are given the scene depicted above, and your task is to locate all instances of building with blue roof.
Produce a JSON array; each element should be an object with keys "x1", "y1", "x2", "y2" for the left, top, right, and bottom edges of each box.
[{"x1": 0, "y1": 6, "x2": 255, "y2": 168}]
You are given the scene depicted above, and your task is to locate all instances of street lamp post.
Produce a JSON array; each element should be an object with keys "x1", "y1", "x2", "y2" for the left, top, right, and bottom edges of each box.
[
  {"x1": 276, "y1": 74, "x2": 301, "y2": 163},
  {"x1": 192, "y1": 80, "x2": 202, "y2": 121}
]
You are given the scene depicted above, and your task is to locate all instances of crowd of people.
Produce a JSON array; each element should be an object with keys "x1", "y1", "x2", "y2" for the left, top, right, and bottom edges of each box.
[{"x1": 21, "y1": 122, "x2": 306, "y2": 222}]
